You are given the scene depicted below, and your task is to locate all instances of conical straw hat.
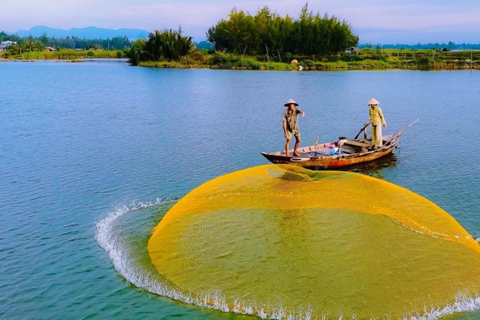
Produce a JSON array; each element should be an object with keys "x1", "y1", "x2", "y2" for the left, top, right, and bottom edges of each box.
[
  {"x1": 284, "y1": 99, "x2": 299, "y2": 107},
  {"x1": 367, "y1": 98, "x2": 379, "y2": 105}
]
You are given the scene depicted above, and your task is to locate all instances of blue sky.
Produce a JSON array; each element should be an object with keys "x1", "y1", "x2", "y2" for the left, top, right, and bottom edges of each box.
[{"x1": 3, "y1": 0, "x2": 480, "y2": 44}]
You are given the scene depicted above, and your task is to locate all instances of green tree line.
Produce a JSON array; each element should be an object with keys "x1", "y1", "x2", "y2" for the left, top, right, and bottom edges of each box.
[
  {"x1": 207, "y1": 4, "x2": 359, "y2": 57},
  {"x1": 45, "y1": 35, "x2": 132, "y2": 50},
  {"x1": 1, "y1": 31, "x2": 132, "y2": 50},
  {"x1": 7, "y1": 39, "x2": 45, "y2": 54}
]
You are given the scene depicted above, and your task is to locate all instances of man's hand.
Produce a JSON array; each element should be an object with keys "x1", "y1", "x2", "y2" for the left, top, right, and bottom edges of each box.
[
  {"x1": 301, "y1": 111, "x2": 305, "y2": 117},
  {"x1": 383, "y1": 123, "x2": 387, "y2": 128}
]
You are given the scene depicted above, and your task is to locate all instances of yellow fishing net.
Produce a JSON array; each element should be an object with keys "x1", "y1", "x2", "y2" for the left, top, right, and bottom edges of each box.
[{"x1": 148, "y1": 165, "x2": 480, "y2": 319}]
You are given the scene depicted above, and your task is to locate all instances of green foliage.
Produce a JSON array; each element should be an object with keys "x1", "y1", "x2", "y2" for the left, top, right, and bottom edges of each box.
[
  {"x1": 418, "y1": 57, "x2": 434, "y2": 69},
  {"x1": 301, "y1": 59, "x2": 315, "y2": 67},
  {"x1": 236, "y1": 58, "x2": 261, "y2": 69},
  {"x1": 207, "y1": 4, "x2": 358, "y2": 56},
  {"x1": 210, "y1": 51, "x2": 240, "y2": 65},
  {"x1": 189, "y1": 50, "x2": 208, "y2": 62},
  {"x1": 147, "y1": 28, "x2": 192, "y2": 61},
  {"x1": 2, "y1": 49, "x2": 121, "y2": 60},
  {"x1": 139, "y1": 60, "x2": 193, "y2": 69},
  {"x1": 125, "y1": 39, "x2": 148, "y2": 65},
  {"x1": 45, "y1": 35, "x2": 131, "y2": 50},
  {"x1": 0, "y1": 31, "x2": 20, "y2": 42},
  {"x1": 39, "y1": 32, "x2": 49, "y2": 46},
  {"x1": 126, "y1": 28, "x2": 193, "y2": 65},
  {"x1": 6, "y1": 38, "x2": 45, "y2": 54},
  {"x1": 0, "y1": 31, "x2": 131, "y2": 50}
]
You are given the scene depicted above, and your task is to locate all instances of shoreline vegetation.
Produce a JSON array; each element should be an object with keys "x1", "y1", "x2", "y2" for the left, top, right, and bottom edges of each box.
[
  {"x1": 135, "y1": 48, "x2": 480, "y2": 71},
  {"x1": 2, "y1": 4, "x2": 480, "y2": 70},
  {"x1": 2, "y1": 47, "x2": 479, "y2": 71},
  {"x1": 0, "y1": 49, "x2": 124, "y2": 61},
  {"x1": 126, "y1": 4, "x2": 480, "y2": 71},
  {"x1": 3, "y1": 46, "x2": 479, "y2": 71},
  {"x1": 125, "y1": 4, "x2": 480, "y2": 71}
]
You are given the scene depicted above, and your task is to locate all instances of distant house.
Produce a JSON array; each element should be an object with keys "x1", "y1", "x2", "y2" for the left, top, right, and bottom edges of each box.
[
  {"x1": 345, "y1": 46, "x2": 359, "y2": 54},
  {"x1": 0, "y1": 41, "x2": 16, "y2": 52},
  {"x1": 46, "y1": 46, "x2": 57, "y2": 52}
]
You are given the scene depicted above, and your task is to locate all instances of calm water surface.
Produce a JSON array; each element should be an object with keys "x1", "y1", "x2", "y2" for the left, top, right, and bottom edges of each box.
[{"x1": 1, "y1": 60, "x2": 480, "y2": 319}]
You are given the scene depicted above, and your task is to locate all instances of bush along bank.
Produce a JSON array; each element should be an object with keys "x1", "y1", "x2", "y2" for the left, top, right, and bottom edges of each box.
[{"x1": 134, "y1": 48, "x2": 480, "y2": 71}]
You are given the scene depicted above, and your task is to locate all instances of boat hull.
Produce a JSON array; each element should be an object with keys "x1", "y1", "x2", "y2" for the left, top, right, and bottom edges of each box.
[
  {"x1": 260, "y1": 129, "x2": 407, "y2": 170},
  {"x1": 261, "y1": 121, "x2": 417, "y2": 170},
  {"x1": 261, "y1": 145, "x2": 395, "y2": 169}
]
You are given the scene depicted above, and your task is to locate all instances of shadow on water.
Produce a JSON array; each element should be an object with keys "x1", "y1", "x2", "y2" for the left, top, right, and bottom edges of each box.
[{"x1": 340, "y1": 153, "x2": 398, "y2": 179}]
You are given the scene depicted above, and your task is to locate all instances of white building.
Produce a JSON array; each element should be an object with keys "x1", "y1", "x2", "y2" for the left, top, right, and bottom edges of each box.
[
  {"x1": 0, "y1": 41, "x2": 16, "y2": 51},
  {"x1": 345, "y1": 46, "x2": 359, "y2": 54}
]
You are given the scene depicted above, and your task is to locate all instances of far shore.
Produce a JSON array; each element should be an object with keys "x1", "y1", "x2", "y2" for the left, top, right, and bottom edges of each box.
[
  {"x1": 1, "y1": 48, "x2": 479, "y2": 71},
  {"x1": 0, "y1": 49, "x2": 124, "y2": 61}
]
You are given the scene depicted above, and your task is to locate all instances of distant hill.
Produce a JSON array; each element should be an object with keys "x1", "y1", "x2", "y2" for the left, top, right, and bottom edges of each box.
[
  {"x1": 16, "y1": 26, "x2": 149, "y2": 40},
  {"x1": 195, "y1": 41, "x2": 214, "y2": 50}
]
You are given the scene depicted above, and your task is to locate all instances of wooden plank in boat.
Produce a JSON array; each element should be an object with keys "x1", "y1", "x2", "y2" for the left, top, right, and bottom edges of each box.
[{"x1": 343, "y1": 140, "x2": 372, "y2": 148}]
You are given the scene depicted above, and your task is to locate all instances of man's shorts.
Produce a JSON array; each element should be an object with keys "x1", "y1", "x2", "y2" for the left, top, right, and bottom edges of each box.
[{"x1": 285, "y1": 130, "x2": 300, "y2": 140}]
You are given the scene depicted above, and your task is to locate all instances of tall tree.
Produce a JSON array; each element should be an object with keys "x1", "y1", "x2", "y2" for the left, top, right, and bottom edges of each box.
[
  {"x1": 126, "y1": 28, "x2": 192, "y2": 64},
  {"x1": 207, "y1": 4, "x2": 359, "y2": 56}
]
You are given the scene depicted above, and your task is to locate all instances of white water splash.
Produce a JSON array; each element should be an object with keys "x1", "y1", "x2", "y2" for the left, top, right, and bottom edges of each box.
[
  {"x1": 409, "y1": 293, "x2": 480, "y2": 320},
  {"x1": 95, "y1": 198, "x2": 183, "y2": 298},
  {"x1": 95, "y1": 199, "x2": 480, "y2": 320}
]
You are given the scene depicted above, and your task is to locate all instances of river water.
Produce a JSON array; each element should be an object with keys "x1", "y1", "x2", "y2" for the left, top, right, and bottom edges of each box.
[{"x1": 1, "y1": 60, "x2": 480, "y2": 319}]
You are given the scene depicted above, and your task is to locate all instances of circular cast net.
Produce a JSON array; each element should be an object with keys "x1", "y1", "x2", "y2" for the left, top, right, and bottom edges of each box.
[{"x1": 148, "y1": 165, "x2": 480, "y2": 319}]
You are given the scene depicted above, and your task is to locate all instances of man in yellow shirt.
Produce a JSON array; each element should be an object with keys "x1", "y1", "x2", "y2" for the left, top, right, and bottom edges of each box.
[{"x1": 368, "y1": 98, "x2": 387, "y2": 148}]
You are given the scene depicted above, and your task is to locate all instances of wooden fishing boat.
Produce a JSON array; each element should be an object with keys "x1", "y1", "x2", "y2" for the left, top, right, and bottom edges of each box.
[{"x1": 261, "y1": 120, "x2": 418, "y2": 170}]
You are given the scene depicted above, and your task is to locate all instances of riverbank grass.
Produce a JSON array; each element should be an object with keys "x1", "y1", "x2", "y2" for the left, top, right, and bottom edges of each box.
[
  {"x1": 0, "y1": 49, "x2": 125, "y2": 60},
  {"x1": 137, "y1": 48, "x2": 480, "y2": 71}
]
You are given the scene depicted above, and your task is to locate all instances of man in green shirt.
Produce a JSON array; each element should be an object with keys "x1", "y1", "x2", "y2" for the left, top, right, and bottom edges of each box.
[{"x1": 282, "y1": 99, "x2": 305, "y2": 156}]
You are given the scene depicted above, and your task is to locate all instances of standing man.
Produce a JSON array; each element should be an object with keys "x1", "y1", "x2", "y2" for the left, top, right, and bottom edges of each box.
[
  {"x1": 283, "y1": 99, "x2": 305, "y2": 157},
  {"x1": 368, "y1": 98, "x2": 387, "y2": 148}
]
